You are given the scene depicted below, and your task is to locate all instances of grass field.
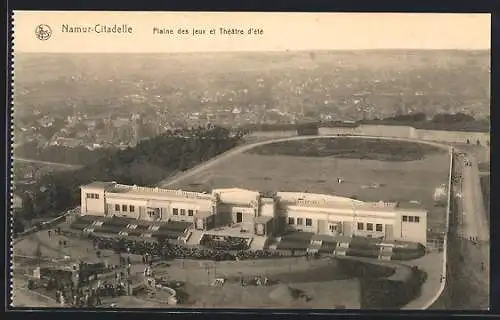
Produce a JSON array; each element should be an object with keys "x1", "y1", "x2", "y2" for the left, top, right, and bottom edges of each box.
[
  {"x1": 174, "y1": 138, "x2": 450, "y2": 237},
  {"x1": 246, "y1": 138, "x2": 446, "y2": 162}
]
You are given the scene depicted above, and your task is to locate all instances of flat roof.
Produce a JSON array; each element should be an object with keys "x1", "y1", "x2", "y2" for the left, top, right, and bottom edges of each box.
[
  {"x1": 107, "y1": 183, "x2": 215, "y2": 201},
  {"x1": 81, "y1": 181, "x2": 116, "y2": 190},
  {"x1": 287, "y1": 201, "x2": 425, "y2": 213},
  {"x1": 396, "y1": 201, "x2": 426, "y2": 210}
]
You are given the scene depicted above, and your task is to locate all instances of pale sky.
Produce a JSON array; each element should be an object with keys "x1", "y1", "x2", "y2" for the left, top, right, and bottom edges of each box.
[{"x1": 14, "y1": 11, "x2": 491, "y2": 53}]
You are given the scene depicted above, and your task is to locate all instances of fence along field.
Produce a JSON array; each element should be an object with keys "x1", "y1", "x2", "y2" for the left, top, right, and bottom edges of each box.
[{"x1": 245, "y1": 124, "x2": 489, "y2": 146}]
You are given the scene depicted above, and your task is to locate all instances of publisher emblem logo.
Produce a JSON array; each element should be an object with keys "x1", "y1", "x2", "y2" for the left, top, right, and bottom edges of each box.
[{"x1": 35, "y1": 24, "x2": 52, "y2": 41}]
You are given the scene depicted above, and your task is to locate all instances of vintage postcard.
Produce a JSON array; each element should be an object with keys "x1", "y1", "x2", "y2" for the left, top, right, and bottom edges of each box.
[{"x1": 10, "y1": 11, "x2": 490, "y2": 310}]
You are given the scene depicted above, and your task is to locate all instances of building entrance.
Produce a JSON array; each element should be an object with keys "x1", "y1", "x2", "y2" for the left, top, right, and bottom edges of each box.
[{"x1": 236, "y1": 212, "x2": 243, "y2": 223}]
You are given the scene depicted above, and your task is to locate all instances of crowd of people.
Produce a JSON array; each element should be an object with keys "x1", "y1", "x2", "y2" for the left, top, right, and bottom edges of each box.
[
  {"x1": 90, "y1": 235, "x2": 290, "y2": 261},
  {"x1": 53, "y1": 281, "x2": 128, "y2": 307},
  {"x1": 29, "y1": 264, "x2": 128, "y2": 307},
  {"x1": 200, "y1": 234, "x2": 250, "y2": 251}
]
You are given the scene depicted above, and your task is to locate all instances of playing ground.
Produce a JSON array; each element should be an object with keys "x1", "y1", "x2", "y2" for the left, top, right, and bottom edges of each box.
[{"x1": 173, "y1": 138, "x2": 450, "y2": 236}]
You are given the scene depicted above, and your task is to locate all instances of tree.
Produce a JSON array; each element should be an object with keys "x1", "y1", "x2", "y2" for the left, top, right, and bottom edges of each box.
[
  {"x1": 432, "y1": 112, "x2": 474, "y2": 123},
  {"x1": 21, "y1": 194, "x2": 36, "y2": 220},
  {"x1": 13, "y1": 215, "x2": 25, "y2": 235}
]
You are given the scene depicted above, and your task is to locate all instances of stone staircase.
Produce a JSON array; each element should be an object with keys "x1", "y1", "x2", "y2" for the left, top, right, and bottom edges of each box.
[
  {"x1": 249, "y1": 236, "x2": 267, "y2": 251},
  {"x1": 378, "y1": 245, "x2": 393, "y2": 261},
  {"x1": 334, "y1": 241, "x2": 349, "y2": 256},
  {"x1": 186, "y1": 230, "x2": 204, "y2": 246}
]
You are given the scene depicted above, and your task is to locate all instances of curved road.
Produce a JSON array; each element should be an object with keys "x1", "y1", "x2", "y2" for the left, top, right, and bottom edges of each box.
[{"x1": 446, "y1": 150, "x2": 490, "y2": 309}]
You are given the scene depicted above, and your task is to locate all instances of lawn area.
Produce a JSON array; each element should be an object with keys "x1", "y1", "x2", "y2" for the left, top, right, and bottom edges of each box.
[
  {"x1": 246, "y1": 137, "x2": 446, "y2": 162},
  {"x1": 174, "y1": 138, "x2": 450, "y2": 237},
  {"x1": 176, "y1": 154, "x2": 449, "y2": 207}
]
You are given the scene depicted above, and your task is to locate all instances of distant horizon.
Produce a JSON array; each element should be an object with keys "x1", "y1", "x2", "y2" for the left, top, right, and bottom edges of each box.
[{"x1": 15, "y1": 48, "x2": 492, "y2": 55}]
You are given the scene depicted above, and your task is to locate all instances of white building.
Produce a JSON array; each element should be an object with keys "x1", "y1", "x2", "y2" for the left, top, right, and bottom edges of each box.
[{"x1": 80, "y1": 182, "x2": 428, "y2": 245}]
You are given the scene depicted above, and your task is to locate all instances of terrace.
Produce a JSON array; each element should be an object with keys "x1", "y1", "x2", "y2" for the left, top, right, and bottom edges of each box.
[
  {"x1": 70, "y1": 216, "x2": 192, "y2": 241},
  {"x1": 271, "y1": 232, "x2": 425, "y2": 261},
  {"x1": 276, "y1": 232, "x2": 315, "y2": 251},
  {"x1": 205, "y1": 222, "x2": 256, "y2": 237}
]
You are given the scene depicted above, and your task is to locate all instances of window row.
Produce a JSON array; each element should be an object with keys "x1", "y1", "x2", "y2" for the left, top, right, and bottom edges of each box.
[
  {"x1": 288, "y1": 217, "x2": 313, "y2": 227},
  {"x1": 115, "y1": 204, "x2": 135, "y2": 213},
  {"x1": 86, "y1": 193, "x2": 100, "y2": 199},
  {"x1": 112, "y1": 205, "x2": 197, "y2": 216},
  {"x1": 357, "y1": 222, "x2": 383, "y2": 232},
  {"x1": 402, "y1": 215, "x2": 420, "y2": 223},
  {"x1": 172, "y1": 208, "x2": 195, "y2": 216}
]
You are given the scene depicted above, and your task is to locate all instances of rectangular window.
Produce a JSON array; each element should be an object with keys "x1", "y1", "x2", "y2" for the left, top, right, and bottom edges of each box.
[
  {"x1": 173, "y1": 208, "x2": 178, "y2": 215},
  {"x1": 402, "y1": 215, "x2": 408, "y2": 222},
  {"x1": 357, "y1": 222, "x2": 364, "y2": 230},
  {"x1": 95, "y1": 194, "x2": 99, "y2": 199},
  {"x1": 297, "y1": 218, "x2": 304, "y2": 225},
  {"x1": 414, "y1": 216, "x2": 420, "y2": 223},
  {"x1": 115, "y1": 204, "x2": 120, "y2": 212},
  {"x1": 188, "y1": 209, "x2": 194, "y2": 216},
  {"x1": 408, "y1": 216, "x2": 414, "y2": 222},
  {"x1": 129, "y1": 205, "x2": 135, "y2": 212},
  {"x1": 122, "y1": 205, "x2": 127, "y2": 212},
  {"x1": 376, "y1": 224, "x2": 383, "y2": 232},
  {"x1": 366, "y1": 223, "x2": 373, "y2": 231},
  {"x1": 288, "y1": 217, "x2": 295, "y2": 225},
  {"x1": 87, "y1": 193, "x2": 92, "y2": 199},
  {"x1": 180, "y1": 209, "x2": 186, "y2": 216},
  {"x1": 305, "y1": 218, "x2": 312, "y2": 226}
]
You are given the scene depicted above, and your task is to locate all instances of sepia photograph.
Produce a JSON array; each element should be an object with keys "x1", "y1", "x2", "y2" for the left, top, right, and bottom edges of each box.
[{"x1": 10, "y1": 11, "x2": 490, "y2": 310}]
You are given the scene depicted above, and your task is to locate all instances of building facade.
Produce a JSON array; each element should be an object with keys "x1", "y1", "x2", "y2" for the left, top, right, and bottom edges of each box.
[{"x1": 81, "y1": 182, "x2": 428, "y2": 245}]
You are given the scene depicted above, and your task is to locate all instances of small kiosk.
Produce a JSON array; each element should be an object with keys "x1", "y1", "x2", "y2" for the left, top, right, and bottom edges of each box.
[
  {"x1": 253, "y1": 216, "x2": 274, "y2": 236},
  {"x1": 194, "y1": 211, "x2": 215, "y2": 231}
]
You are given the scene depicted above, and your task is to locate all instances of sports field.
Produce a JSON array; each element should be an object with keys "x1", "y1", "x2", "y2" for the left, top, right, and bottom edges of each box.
[{"x1": 173, "y1": 137, "x2": 450, "y2": 236}]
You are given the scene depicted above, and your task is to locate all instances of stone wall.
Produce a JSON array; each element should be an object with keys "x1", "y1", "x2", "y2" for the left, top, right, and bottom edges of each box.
[{"x1": 247, "y1": 124, "x2": 489, "y2": 145}]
